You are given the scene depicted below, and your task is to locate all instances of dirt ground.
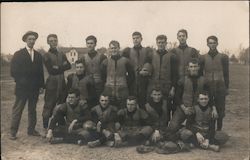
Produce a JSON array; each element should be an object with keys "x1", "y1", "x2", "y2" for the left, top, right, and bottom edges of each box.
[{"x1": 1, "y1": 64, "x2": 249, "y2": 160}]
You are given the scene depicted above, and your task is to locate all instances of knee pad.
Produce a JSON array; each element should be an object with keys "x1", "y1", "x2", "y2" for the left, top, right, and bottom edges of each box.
[
  {"x1": 179, "y1": 129, "x2": 193, "y2": 141},
  {"x1": 161, "y1": 141, "x2": 179, "y2": 151},
  {"x1": 215, "y1": 131, "x2": 229, "y2": 145},
  {"x1": 141, "y1": 126, "x2": 154, "y2": 136}
]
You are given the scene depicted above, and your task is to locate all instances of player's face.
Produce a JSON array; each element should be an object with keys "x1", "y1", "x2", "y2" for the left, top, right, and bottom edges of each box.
[
  {"x1": 86, "y1": 39, "x2": 96, "y2": 51},
  {"x1": 156, "y1": 39, "x2": 167, "y2": 51},
  {"x1": 26, "y1": 35, "x2": 36, "y2": 48},
  {"x1": 67, "y1": 93, "x2": 79, "y2": 105},
  {"x1": 75, "y1": 63, "x2": 84, "y2": 75},
  {"x1": 48, "y1": 37, "x2": 58, "y2": 49},
  {"x1": 151, "y1": 90, "x2": 162, "y2": 103},
  {"x1": 132, "y1": 35, "x2": 142, "y2": 47},
  {"x1": 109, "y1": 43, "x2": 120, "y2": 56},
  {"x1": 99, "y1": 96, "x2": 109, "y2": 109},
  {"x1": 177, "y1": 32, "x2": 187, "y2": 45},
  {"x1": 126, "y1": 100, "x2": 137, "y2": 112},
  {"x1": 198, "y1": 94, "x2": 209, "y2": 107},
  {"x1": 188, "y1": 62, "x2": 200, "y2": 76},
  {"x1": 207, "y1": 39, "x2": 218, "y2": 51}
]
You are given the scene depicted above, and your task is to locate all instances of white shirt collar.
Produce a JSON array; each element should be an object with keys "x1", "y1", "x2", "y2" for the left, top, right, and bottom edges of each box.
[
  {"x1": 26, "y1": 45, "x2": 34, "y2": 52},
  {"x1": 26, "y1": 45, "x2": 34, "y2": 61}
]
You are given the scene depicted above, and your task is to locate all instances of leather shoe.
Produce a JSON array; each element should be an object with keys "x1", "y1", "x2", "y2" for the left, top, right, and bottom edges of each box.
[
  {"x1": 9, "y1": 134, "x2": 17, "y2": 140},
  {"x1": 50, "y1": 137, "x2": 64, "y2": 144},
  {"x1": 28, "y1": 130, "x2": 41, "y2": 136}
]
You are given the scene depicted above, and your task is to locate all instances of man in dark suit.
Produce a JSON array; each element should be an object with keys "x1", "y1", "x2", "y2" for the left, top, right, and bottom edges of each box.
[{"x1": 10, "y1": 31, "x2": 44, "y2": 140}]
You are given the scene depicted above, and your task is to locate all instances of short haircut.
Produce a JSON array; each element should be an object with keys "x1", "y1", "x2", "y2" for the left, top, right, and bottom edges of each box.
[
  {"x1": 47, "y1": 34, "x2": 57, "y2": 42},
  {"x1": 86, "y1": 35, "x2": 97, "y2": 44},
  {"x1": 68, "y1": 88, "x2": 80, "y2": 97},
  {"x1": 75, "y1": 59, "x2": 85, "y2": 66},
  {"x1": 198, "y1": 90, "x2": 209, "y2": 97},
  {"x1": 156, "y1": 35, "x2": 167, "y2": 41},
  {"x1": 188, "y1": 58, "x2": 200, "y2": 65},
  {"x1": 150, "y1": 86, "x2": 162, "y2": 94},
  {"x1": 207, "y1": 35, "x2": 218, "y2": 43},
  {"x1": 127, "y1": 96, "x2": 137, "y2": 103},
  {"x1": 177, "y1": 29, "x2": 188, "y2": 37},
  {"x1": 99, "y1": 93, "x2": 109, "y2": 100},
  {"x1": 151, "y1": 87, "x2": 162, "y2": 93},
  {"x1": 109, "y1": 40, "x2": 120, "y2": 48},
  {"x1": 132, "y1": 31, "x2": 142, "y2": 37}
]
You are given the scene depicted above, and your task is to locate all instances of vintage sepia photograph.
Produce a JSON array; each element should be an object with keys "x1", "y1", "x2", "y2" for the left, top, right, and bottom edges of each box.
[{"x1": 1, "y1": 1, "x2": 249, "y2": 160}]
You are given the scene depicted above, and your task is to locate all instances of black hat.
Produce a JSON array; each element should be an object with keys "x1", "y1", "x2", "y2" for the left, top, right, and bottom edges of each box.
[{"x1": 22, "y1": 31, "x2": 38, "y2": 42}]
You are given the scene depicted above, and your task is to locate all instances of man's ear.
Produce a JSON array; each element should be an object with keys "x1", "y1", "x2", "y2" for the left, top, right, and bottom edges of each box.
[{"x1": 150, "y1": 92, "x2": 153, "y2": 98}]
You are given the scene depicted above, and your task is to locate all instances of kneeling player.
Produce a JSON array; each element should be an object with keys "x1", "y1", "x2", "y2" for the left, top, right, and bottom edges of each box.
[
  {"x1": 115, "y1": 96, "x2": 153, "y2": 147},
  {"x1": 179, "y1": 91, "x2": 229, "y2": 152},
  {"x1": 46, "y1": 88, "x2": 101, "y2": 144},
  {"x1": 144, "y1": 87, "x2": 169, "y2": 145},
  {"x1": 87, "y1": 94, "x2": 118, "y2": 147}
]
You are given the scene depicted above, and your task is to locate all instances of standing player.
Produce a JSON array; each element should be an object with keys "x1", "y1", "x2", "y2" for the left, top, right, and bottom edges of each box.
[
  {"x1": 122, "y1": 31, "x2": 152, "y2": 108},
  {"x1": 42, "y1": 34, "x2": 71, "y2": 135},
  {"x1": 200, "y1": 36, "x2": 229, "y2": 131}
]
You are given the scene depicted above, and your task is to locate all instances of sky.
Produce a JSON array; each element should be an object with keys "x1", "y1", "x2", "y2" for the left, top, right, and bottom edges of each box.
[{"x1": 1, "y1": 1, "x2": 249, "y2": 56}]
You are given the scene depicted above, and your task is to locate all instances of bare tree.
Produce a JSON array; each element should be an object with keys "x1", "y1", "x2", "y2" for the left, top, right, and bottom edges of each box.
[
  {"x1": 239, "y1": 47, "x2": 249, "y2": 65},
  {"x1": 222, "y1": 49, "x2": 231, "y2": 57},
  {"x1": 229, "y1": 54, "x2": 239, "y2": 63},
  {"x1": 37, "y1": 47, "x2": 46, "y2": 55}
]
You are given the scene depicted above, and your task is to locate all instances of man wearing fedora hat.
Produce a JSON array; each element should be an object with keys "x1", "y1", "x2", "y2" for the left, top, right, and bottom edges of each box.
[{"x1": 10, "y1": 31, "x2": 44, "y2": 140}]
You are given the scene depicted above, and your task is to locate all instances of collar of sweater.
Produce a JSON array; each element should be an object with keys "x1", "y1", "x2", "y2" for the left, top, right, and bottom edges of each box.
[
  {"x1": 76, "y1": 73, "x2": 85, "y2": 80},
  {"x1": 208, "y1": 49, "x2": 219, "y2": 58},
  {"x1": 198, "y1": 104, "x2": 209, "y2": 112},
  {"x1": 49, "y1": 48, "x2": 58, "y2": 54},
  {"x1": 88, "y1": 50, "x2": 98, "y2": 58},
  {"x1": 188, "y1": 74, "x2": 199, "y2": 79},
  {"x1": 68, "y1": 102, "x2": 78, "y2": 109},
  {"x1": 99, "y1": 104, "x2": 110, "y2": 112},
  {"x1": 148, "y1": 98, "x2": 163, "y2": 107},
  {"x1": 111, "y1": 54, "x2": 121, "y2": 61},
  {"x1": 156, "y1": 49, "x2": 167, "y2": 56},
  {"x1": 133, "y1": 45, "x2": 142, "y2": 50},
  {"x1": 178, "y1": 44, "x2": 188, "y2": 50},
  {"x1": 127, "y1": 108, "x2": 137, "y2": 116}
]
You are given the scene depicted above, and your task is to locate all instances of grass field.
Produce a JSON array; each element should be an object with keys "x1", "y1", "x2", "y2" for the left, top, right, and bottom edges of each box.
[{"x1": 1, "y1": 64, "x2": 249, "y2": 160}]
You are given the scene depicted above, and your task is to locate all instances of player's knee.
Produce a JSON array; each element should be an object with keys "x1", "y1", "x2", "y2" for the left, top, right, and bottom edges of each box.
[
  {"x1": 179, "y1": 129, "x2": 193, "y2": 141},
  {"x1": 215, "y1": 131, "x2": 229, "y2": 145},
  {"x1": 162, "y1": 141, "x2": 179, "y2": 150},
  {"x1": 142, "y1": 126, "x2": 154, "y2": 135},
  {"x1": 168, "y1": 121, "x2": 180, "y2": 133}
]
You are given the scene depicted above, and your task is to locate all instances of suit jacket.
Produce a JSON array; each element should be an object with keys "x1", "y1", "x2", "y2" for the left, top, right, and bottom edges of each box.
[{"x1": 11, "y1": 48, "x2": 44, "y2": 97}]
